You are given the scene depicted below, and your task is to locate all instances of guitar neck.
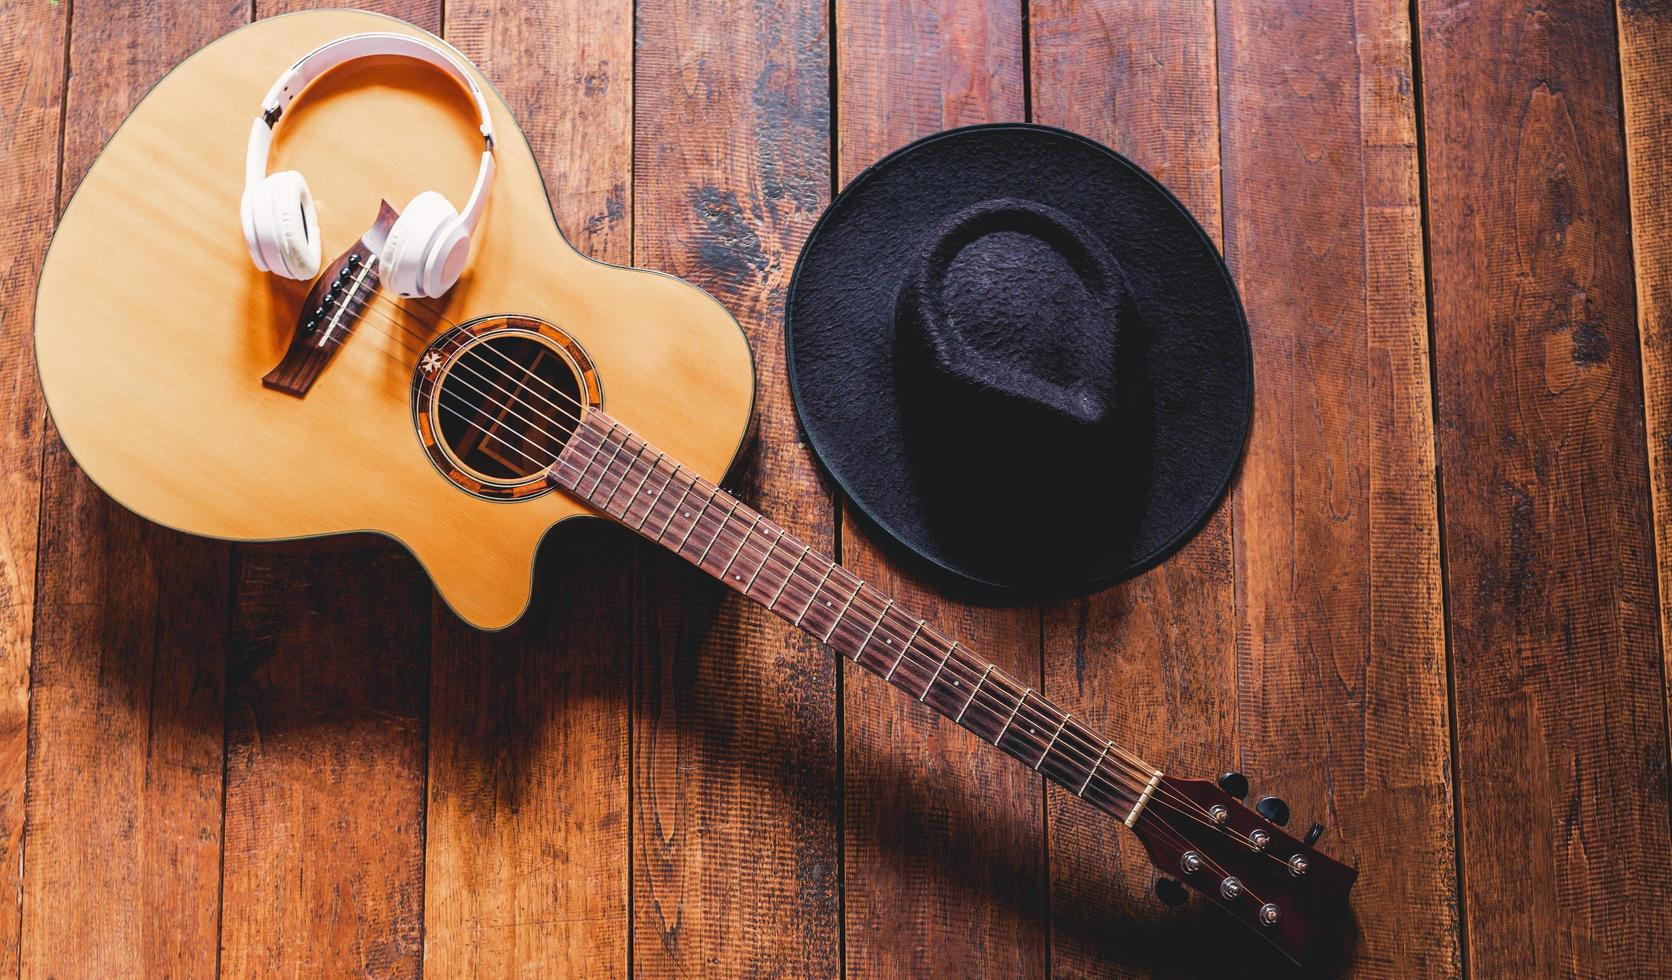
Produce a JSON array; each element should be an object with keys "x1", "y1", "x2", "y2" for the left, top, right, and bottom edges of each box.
[{"x1": 549, "y1": 409, "x2": 1165, "y2": 826}]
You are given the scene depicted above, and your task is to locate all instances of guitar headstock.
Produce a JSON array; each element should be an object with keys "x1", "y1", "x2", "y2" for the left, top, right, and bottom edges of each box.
[{"x1": 1129, "y1": 775, "x2": 1357, "y2": 968}]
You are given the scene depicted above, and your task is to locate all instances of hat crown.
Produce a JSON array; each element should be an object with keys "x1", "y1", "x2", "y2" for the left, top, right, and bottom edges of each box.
[{"x1": 893, "y1": 198, "x2": 1129, "y2": 428}]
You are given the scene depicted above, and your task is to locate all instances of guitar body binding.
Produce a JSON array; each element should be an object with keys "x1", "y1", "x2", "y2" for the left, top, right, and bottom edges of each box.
[{"x1": 32, "y1": 10, "x2": 756, "y2": 629}]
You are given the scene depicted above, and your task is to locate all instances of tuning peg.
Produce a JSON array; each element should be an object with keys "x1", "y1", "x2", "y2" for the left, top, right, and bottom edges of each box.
[
  {"x1": 1216, "y1": 771, "x2": 1249, "y2": 799},
  {"x1": 1304, "y1": 822, "x2": 1324, "y2": 845},
  {"x1": 1155, "y1": 876, "x2": 1189, "y2": 907},
  {"x1": 1254, "y1": 795, "x2": 1290, "y2": 826}
]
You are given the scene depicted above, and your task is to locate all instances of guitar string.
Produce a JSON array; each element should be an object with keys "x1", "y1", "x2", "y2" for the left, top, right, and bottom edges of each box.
[
  {"x1": 551, "y1": 416, "x2": 1238, "y2": 829},
  {"x1": 365, "y1": 314, "x2": 1272, "y2": 859},
  {"x1": 415, "y1": 373, "x2": 1242, "y2": 849},
  {"x1": 559, "y1": 420, "x2": 1290, "y2": 869},
  {"x1": 405, "y1": 356, "x2": 1279, "y2": 893},
  {"x1": 319, "y1": 292, "x2": 1288, "y2": 866},
  {"x1": 345, "y1": 302, "x2": 1276, "y2": 857}
]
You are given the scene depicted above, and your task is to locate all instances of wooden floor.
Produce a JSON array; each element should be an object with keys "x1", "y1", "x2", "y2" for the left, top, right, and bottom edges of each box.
[{"x1": 2, "y1": 0, "x2": 1670, "y2": 976}]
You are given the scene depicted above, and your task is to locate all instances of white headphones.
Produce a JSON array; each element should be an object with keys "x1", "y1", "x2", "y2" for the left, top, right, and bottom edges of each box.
[{"x1": 241, "y1": 32, "x2": 497, "y2": 298}]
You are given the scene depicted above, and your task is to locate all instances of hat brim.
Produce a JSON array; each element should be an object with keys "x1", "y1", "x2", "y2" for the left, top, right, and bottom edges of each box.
[{"x1": 785, "y1": 124, "x2": 1252, "y2": 594}]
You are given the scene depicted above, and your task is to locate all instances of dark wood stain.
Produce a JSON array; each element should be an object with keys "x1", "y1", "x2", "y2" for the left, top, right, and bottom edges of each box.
[
  {"x1": 633, "y1": 0, "x2": 841, "y2": 974},
  {"x1": 1029, "y1": 1, "x2": 1246, "y2": 974},
  {"x1": 1218, "y1": 2, "x2": 1462, "y2": 974},
  {"x1": 1419, "y1": 0, "x2": 1672, "y2": 973},
  {"x1": 8, "y1": 0, "x2": 1672, "y2": 975},
  {"x1": 833, "y1": 1, "x2": 1047, "y2": 977}
]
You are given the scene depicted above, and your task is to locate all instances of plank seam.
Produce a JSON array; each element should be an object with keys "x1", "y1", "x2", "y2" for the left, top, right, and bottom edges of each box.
[
  {"x1": 1407, "y1": 0, "x2": 1470, "y2": 973},
  {"x1": 21, "y1": 0, "x2": 77, "y2": 973},
  {"x1": 1611, "y1": 0, "x2": 1672, "y2": 900}
]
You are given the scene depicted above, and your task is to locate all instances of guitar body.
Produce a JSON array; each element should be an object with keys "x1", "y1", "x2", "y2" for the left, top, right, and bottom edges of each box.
[{"x1": 33, "y1": 9, "x2": 754, "y2": 629}]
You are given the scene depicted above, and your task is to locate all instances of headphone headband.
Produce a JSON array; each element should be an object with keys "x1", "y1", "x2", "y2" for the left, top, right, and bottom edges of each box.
[{"x1": 244, "y1": 32, "x2": 496, "y2": 234}]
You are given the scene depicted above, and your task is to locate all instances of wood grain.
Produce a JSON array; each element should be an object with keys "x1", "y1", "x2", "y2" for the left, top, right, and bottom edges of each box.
[
  {"x1": 1219, "y1": 0, "x2": 1460, "y2": 973},
  {"x1": 1418, "y1": 0, "x2": 1672, "y2": 972},
  {"x1": 0, "y1": 0, "x2": 68, "y2": 971},
  {"x1": 1028, "y1": 1, "x2": 1242, "y2": 974},
  {"x1": 30, "y1": 10, "x2": 755, "y2": 631},
  {"x1": 1619, "y1": 0, "x2": 1672, "y2": 807},
  {"x1": 21, "y1": 2, "x2": 241, "y2": 975},
  {"x1": 219, "y1": 546, "x2": 429, "y2": 977},
  {"x1": 833, "y1": 1, "x2": 1045, "y2": 975},
  {"x1": 214, "y1": 6, "x2": 438, "y2": 980},
  {"x1": 217, "y1": 9, "x2": 444, "y2": 976},
  {"x1": 631, "y1": 0, "x2": 839, "y2": 973},
  {"x1": 424, "y1": 0, "x2": 634, "y2": 973}
]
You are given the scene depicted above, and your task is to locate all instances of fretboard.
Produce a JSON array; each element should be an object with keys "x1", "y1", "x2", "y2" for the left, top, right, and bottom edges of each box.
[{"x1": 548, "y1": 409, "x2": 1164, "y2": 825}]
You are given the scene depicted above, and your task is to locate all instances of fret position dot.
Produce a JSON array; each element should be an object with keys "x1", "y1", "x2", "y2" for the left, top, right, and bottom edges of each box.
[{"x1": 683, "y1": 511, "x2": 691, "y2": 518}]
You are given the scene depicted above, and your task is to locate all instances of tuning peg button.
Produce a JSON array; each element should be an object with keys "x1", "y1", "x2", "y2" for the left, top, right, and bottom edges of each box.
[
  {"x1": 1155, "y1": 876, "x2": 1189, "y2": 907},
  {"x1": 1304, "y1": 822, "x2": 1324, "y2": 845},
  {"x1": 1217, "y1": 771, "x2": 1249, "y2": 799},
  {"x1": 1255, "y1": 795, "x2": 1290, "y2": 826}
]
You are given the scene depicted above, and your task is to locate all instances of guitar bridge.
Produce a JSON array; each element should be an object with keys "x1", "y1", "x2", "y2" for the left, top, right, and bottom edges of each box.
[{"x1": 261, "y1": 200, "x2": 397, "y2": 397}]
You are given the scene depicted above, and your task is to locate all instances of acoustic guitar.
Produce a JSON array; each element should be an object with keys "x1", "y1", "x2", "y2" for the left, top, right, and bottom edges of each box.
[{"x1": 33, "y1": 9, "x2": 1355, "y2": 967}]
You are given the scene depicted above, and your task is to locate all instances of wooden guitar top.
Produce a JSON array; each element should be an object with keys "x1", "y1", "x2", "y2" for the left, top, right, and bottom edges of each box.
[{"x1": 34, "y1": 9, "x2": 755, "y2": 629}]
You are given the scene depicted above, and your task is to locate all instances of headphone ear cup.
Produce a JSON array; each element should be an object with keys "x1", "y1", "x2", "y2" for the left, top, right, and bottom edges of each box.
[
  {"x1": 264, "y1": 170, "x2": 322, "y2": 280},
  {"x1": 381, "y1": 191, "x2": 462, "y2": 298}
]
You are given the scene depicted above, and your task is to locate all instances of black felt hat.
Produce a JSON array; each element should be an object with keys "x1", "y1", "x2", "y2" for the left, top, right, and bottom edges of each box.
[{"x1": 785, "y1": 124, "x2": 1253, "y2": 594}]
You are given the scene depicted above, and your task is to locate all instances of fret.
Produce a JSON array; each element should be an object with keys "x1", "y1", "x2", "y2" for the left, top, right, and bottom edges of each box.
[
  {"x1": 550, "y1": 410, "x2": 1171, "y2": 851},
  {"x1": 742, "y1": 525, "x2": 780, "y2": 594},
  {"x1": 920, "y1": 641, "x2": 958, "y2": 702},
  {"x1": 651, "y1": 466, "x2": 694, "y2": 541},
  {"x1": 588, "y1": 439, "x2": 639, "y2": 517},
  {"x1": 629, "y1": 457, "x2": 672, "y2": 529},
  {"x1": 598, "y1": 440, "x2": 647, "y2": 514},
  {"x1": 574, "y1": 418, "x2": 614, "y2": 486},
  {"x1": 622, "y1": 450, "x2": 663, "y2": 524},
  {"x1": 955, "y1": 665, "x2": 996, "y2": 724},
  {"x1": 994, "y1": 688, "x2": 1032, "y2": 744},
  {"x1": 718, "y1": 513, "x2": 761, "y2": 582},
  {"x1": 823, "y1": 579, "x2": 863, "y2": 644},
  {"x1": 855, "y1": 599, "x2": 894, "y2": 663},
  {"x1": 551, "y1": 418, "x2": 604, "y2": 488},
  {"x1": 1035, "y1": 712, "x2": 1070, "y2": 770},
  {"x1": 793, "y1": 563, "x2": 837, "y2": 628},
  {"x1": 885, "y1": 620, "x2": 927, "y2": 681},
  {"x1": 585, "y1": 432, "x2": 628, "y2": 498},
  {"x1": 676, "y1": 483, "x2": 721, "y2": 553},
  {"x1": 768, "y1": 544, "x2": 812, "y2": 609},
  {"x1": 696, "y1": 494, "x2": 739, "y2": 566},
  {"x1": 1079, "y1": 741, "x2": 1114, "y2": 797}
]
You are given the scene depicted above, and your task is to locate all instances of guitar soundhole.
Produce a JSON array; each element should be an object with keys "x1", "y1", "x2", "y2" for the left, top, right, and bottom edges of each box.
[
  {"x1": 437, "y1": 335, "x2": 581, "y2": 480},
  {"x1": 413, "y1": 315, "x2": 603, "y2": 501}
]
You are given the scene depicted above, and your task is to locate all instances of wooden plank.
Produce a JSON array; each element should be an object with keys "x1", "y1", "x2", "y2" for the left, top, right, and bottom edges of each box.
[
  {"x1": 631, "y1": 0, "x2": 840, "y2": 972},
  {"x1": 832, "y1": 3, "x2": 1044, "y2": 976},
  {"x1": 424, "y1": 0, "x2": 634, "y2": 973},
  {"x1": 22, "y1": 3, "x2": 242, "y2": 974},
  {"x1": 1417, "y1": 0, "x2": 1672, "y2": 973},
  {"x1": 215, "y1": 4, "x2": 438, "y2": 978},
  {"x1": 0, "y1": 0, "x2": 69, "y2": 972},
  {"x1": 1027, "y1": 1, "x2": 1242, "y2": 973},
  {"x1": 1216, "y1": 0, "x2": 1462, "y2": 973},
  {"x1": 1619, "y1": 0, "x2": 1672, "y2": 817}
]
